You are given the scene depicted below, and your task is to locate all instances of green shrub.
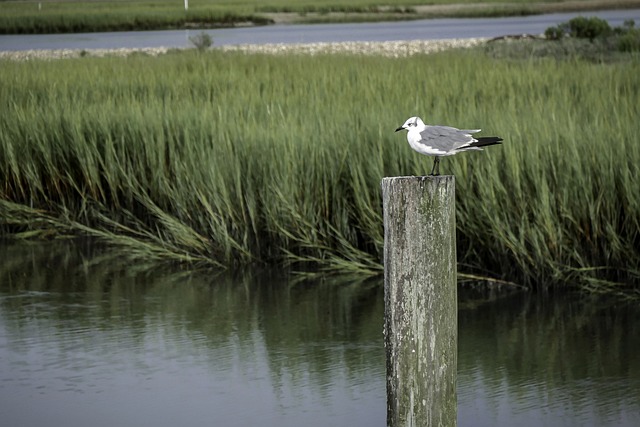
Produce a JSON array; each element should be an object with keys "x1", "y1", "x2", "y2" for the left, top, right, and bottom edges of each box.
[
  {"x1": 189, "y1": 32, "x2": 213, "y2": 52},
  {"x1": 544, "y1": 25, "x2": 564, "y2": 40},
  {"x1": 545, "y1": 17, "x2": 639, "y2": 54},
  {"x1": 544, "y1": 16, "x2": 612, "y2": 42},
  {"x1": 565, "y1": 16, "x2": 611, "y2": 40},
  {"x1": 617, "y1": 28, "x2": 640, "y2": 52}
]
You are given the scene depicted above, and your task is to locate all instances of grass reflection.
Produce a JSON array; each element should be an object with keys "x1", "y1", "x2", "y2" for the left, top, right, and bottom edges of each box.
[
  {"x1": 0, "y1": 240, "x2": 385, "y2": 408},
  {"x1": 458, "y1": 288, "x2": 640, "y2": 425},
  {"x1": 2, "y1": 241, "x2": 639, "y2": 426}
]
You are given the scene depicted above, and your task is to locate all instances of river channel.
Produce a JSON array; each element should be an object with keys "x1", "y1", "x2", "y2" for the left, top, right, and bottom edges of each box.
[
  {"x1": 0, "y1": 241, "x2": 638, "y2": 426},
  {"x1": 1, "y1": 9, "x2": 639, "y2": 51}
]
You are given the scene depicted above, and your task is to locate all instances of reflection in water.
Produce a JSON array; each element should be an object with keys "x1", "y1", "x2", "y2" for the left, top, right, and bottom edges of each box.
[
  {"x1": 458, "y1": 289, "x2": 640, "y2": 427},
  {"x1": 0, "y1": 241, "x2": 639, "y2": 427},
  {"x1": 0, "y1": 241, "x2": 384, "y2": 427}
]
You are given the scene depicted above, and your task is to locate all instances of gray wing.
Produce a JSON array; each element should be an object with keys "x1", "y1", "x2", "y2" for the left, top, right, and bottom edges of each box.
[{"x1": 419, "y1": 125, "x2": 479, "y2": 152}]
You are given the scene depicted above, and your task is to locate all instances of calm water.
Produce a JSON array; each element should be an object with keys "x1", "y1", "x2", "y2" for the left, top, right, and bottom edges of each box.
[
  {"x1": 1, "y1": 9, "x2": 639, "y2": 51},
  {"x1": 0, "y1": 242, "x2": 638, "y2": 427}
]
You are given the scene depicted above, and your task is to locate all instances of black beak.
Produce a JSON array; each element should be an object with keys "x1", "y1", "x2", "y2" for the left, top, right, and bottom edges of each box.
[{"x1": 395, "y1": 126, "x2": 404, "y2": 132}]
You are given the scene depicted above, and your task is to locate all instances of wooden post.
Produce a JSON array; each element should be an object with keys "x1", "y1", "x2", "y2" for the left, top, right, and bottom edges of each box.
[{"x1": 382, "y1": 176, "x2": 457, "y2": 427}]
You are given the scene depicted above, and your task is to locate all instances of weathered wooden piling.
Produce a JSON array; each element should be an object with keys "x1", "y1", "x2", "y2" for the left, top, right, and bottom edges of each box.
[{"x1": 382, "y1": 176, "x2": 457, "y2": 427}]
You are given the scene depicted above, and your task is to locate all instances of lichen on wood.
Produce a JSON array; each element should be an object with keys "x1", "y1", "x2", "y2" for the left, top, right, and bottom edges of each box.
[{"x1": 382, "y1": 175, "x2": 457, "y2": 427}]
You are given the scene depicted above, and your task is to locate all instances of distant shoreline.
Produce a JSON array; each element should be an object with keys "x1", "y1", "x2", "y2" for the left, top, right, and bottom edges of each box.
[
  {"x1": 266, "y1": 0, "x2": 640, "y2": 24},
  {"x1": 1, "y1": 0, "x2": 639, "y2": 35}
]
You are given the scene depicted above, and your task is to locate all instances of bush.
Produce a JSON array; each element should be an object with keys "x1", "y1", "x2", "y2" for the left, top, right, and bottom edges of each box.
[
  {"x1": 545, "y1": 16, "x2": 612, "y2": 41},
  {"x1": 189, "y1": 32, "x2": 213, "y2": 52},
  {"x1": 617, "y1": 28, "x2": 640, "y2": 52},
  {"x1": 544, "y1": 25, "x2": 564, "y2": 40},
  {"x1": 566, "y1": 16, "x2": 611, "y2": 40},
  {"x1": 545, "y1": 17, "x2": 640, "y2": 53}
]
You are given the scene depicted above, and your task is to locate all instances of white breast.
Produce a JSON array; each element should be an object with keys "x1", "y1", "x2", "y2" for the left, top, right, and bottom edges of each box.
[{"x1": 407, "y1": 130, "x2": 450, "y2": 156}]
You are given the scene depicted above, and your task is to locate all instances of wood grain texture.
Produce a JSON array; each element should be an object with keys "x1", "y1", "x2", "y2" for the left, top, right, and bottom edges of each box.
[{"x1": 382, "y1": 175, "x2": 457, "y2": 427}]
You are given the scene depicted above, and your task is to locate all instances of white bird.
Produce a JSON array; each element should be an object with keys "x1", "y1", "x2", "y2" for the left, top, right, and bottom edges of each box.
[{"x1": 395, "y1": 116, "x2": 503, "y2": 176}]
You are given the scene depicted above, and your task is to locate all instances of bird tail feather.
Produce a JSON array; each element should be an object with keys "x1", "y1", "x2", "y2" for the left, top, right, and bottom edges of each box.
[{"x1": 469, "y1": 137, "x2": 503, "y2": 148}]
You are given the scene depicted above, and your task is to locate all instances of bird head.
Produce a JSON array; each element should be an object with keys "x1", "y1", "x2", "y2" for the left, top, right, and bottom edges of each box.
[{"x1": 395, "y1": 116, "x2": 423, "y2": 132}]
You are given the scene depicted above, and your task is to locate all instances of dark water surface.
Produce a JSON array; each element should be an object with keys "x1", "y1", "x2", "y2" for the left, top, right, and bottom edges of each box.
[{"x1": 0, "y1": 242, "x2": 638, "y2": 427}]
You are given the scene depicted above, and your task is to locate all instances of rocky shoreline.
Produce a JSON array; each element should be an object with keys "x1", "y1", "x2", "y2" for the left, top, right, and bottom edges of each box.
[{"x1": 0, "y1": 38, "x2": 488, "y2": 61}]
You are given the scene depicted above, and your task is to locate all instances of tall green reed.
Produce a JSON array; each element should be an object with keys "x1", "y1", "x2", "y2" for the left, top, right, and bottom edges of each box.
[
  {"x1": 0, "y1": 1, "x2": 264, "y2": 34},
  {"x1": 1, "y1": 49, "x2": 638, "y2": 290}
]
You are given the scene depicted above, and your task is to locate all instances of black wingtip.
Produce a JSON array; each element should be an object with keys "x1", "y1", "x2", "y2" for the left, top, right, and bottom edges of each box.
[{"x1": 473, "y1": 137, "x2": 503, "y2": 147}]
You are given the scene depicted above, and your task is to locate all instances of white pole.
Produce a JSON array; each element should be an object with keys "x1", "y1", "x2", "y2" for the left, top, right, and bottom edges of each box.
[{"x1": 184, "y1": 0, "x2": 188, "y2": 11}]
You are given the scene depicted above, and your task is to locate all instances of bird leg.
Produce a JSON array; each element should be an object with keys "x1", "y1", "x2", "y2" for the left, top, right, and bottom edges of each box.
[{"x1": 430, "y1": 157, "x2": 440, "y2": 176}]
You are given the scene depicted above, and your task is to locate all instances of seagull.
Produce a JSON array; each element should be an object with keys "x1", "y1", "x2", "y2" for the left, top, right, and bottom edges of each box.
[{"x1": 395, "y1": 116, "x2": 503, "y2": 176}]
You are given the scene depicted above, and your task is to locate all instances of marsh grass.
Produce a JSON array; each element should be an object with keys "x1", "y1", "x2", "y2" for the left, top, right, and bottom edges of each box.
[
  {"x1": 0, "y1": 0, "x2": 270, "y2": 34},
  {"x1": 1, "y1": 49, "x2": 639, "y2": 290}
]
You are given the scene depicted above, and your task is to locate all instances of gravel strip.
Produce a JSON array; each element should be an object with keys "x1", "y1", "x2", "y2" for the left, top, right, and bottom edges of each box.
[
  {"x1": 0, "y1": 38, "x2": 487, "y2": 61},
  {"x1": 219, "y1": 38, "x2": 488, "y2": 57},
  {"x1": 0, "y1": 47, "x2": 172, "y2": 61}
]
